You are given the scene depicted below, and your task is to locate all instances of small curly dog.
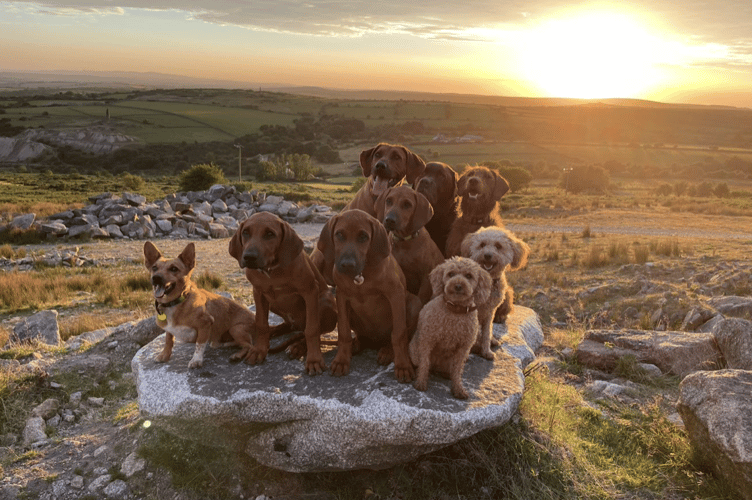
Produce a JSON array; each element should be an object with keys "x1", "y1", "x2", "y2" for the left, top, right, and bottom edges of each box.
[
  {"x1": 409, "y1": 257, "x2": 492, "y2": 399},
  {"x1": 461, "y1": 226, "x2": 529, "y2": 359}
]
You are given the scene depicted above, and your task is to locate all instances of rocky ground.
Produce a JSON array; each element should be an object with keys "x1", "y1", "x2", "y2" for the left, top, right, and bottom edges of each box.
[{"x1": 1, "y1": 208, "x2": 751, "y2": 500}]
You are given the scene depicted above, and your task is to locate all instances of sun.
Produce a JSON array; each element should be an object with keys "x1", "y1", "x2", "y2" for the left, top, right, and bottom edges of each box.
[{"x1": 519, "y1": 11, "x2": 663, "y2": 99}]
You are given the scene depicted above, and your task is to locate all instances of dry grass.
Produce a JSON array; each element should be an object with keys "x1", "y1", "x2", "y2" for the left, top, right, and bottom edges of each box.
[{"x1": 57, "y1": 311, "x2": 140, "y2": 341}]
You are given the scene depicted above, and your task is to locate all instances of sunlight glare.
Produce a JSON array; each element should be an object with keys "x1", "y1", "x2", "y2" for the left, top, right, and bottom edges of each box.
[{"x1": 519, "y1": 11, "x2": 663, "y2": 99}]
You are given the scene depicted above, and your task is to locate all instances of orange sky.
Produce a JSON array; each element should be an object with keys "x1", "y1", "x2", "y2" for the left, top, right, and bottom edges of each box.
[{"x1": 2, "y1": 1, "x2": 752, "y2": 107}]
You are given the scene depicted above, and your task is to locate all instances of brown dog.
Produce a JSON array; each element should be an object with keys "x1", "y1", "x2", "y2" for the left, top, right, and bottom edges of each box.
[
  {"x1": 409, "y1": 257, "x2": 492, "y2": 399},
  {"x1": 343, "y1": 143, "x2": 426, "y2": 216},
  {"x1": 317, "y1": 209, "x2": 421, "y2": 382},
  {"x1": 144, "y1": 241, "x2": 255, "y2": 369},
  {"x1": 444, "y1": 166, "x2": 510, "y2": 258},
  {"x1": 461, "y1": 227, "x2": 530, "y2": 358},
  {"x1": 375, "y1": 185, "x2": 444, "y2": 304},
  {"x1": 413, "y1": 161, "x2": 459, "y2": 254},
  {"x1": 228, "y1": 212, "x2": 337, "y2": 375}
]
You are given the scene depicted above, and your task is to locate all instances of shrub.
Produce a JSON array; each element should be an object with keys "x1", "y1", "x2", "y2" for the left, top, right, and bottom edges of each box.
[
  {"x1": 178, "y1": 163, "x2": 227, "y2": 192},
  {"x1": 119, "y1": 172, "x2": 145, "y2": 191},
  {"x1": 481, "y1": 161, "x2": 533, "y2": 192},
  {"x1": 560, "y1": 165, "x2": 609, "y2": 194},
  {"x1": 713, "y1": 182, "x2": 730, "y2": 198}
]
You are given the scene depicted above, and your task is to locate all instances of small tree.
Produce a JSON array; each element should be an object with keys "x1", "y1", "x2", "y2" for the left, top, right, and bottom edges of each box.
[
  {"x1": 560, "y1": 165, "x2": 610, "y2": 194},
  {"x1": 713, "y1": 182, "x2": 730, "y2": 198},
  {"x1": 178, "y1": 163, "x2": 227, "y2": 192}
]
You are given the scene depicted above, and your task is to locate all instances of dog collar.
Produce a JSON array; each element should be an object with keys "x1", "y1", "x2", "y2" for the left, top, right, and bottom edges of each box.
[
  {"x1": 444, "y1": 300, "x2": 477, "y2": 314},
  {"x1": 390, "y1": 231, "x2": 419, "y2": 242},
  {"x1": 154, "y1": 294, "x2": 186, "y2": 321}
]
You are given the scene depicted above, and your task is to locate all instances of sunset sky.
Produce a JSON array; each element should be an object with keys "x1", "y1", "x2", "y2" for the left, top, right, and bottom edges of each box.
[{"x1": 2, "y1": 1, "x2": 752, "y2": 107}]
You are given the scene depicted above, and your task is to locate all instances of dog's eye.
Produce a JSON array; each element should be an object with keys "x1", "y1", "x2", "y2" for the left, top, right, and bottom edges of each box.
[
  {"x1": 385, "y1": 198, "x2": 393, "y2": 207},
  {"x1": 374, "y1": 151, "x2": 382, "y2": 158},
  {"x1": 242, "y1": 229, "x2": 250, "y2": 240},
  {"x1": 357, "y1": 231, "x2": 369, "y2": 243},
  {"x1": 151, "y1": 265, "x2": 158, "y2": 271},
  {"x1": 264, "y1": 230, "x2": 275, "y2": 239},
  {"x1": 334, "y1": 231, "x2": 345, "y2": 242},
  {"x1": 447, "y1": 271, "x2": 455, "y2": 278},
  {"x1": 495, "y1": 242, "x2": 503, "y2": 249},
  {"x1": 169, "y1": 266, "x2": 178, "y2": 272},
  {"x1": 479, "y1": 242, "x2": 486, "y2": 248},
  {"x1": 401, "y1": 201, "x2": 412, "y2": 210},
  {"x1": 465, "y1": 273, "x2": 473, "y2": 280}
]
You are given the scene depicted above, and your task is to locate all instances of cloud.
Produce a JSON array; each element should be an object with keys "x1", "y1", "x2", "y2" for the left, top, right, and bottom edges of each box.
[{"x1": 5, "y1": 0, "x2": 752, "y2": 48}]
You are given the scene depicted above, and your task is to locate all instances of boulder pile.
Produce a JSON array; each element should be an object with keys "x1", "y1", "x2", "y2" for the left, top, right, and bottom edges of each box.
[{"x1": 2, "y1": 185, "x2": 336, "y2": 241}]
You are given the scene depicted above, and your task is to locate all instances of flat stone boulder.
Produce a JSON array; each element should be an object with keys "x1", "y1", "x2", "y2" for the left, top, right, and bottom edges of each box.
[
  {"x1": 132, "y1": 306, "x2": 542, "y2": 472},
  {"x1": 678, "y1": 369, "x2": 752, "y2": 500},
  {"x1": 708, "y1": 296, "x2": 752, "y2": 319},
  {"x1": 577, "y1": 329, "x2": 722, "y2": 377},
  {"x1": 12, "y1": 310, "x2": 60, "y2": 345},
  {"x1": 712, "y1": 318, "x2": 752, "y2": 370}
]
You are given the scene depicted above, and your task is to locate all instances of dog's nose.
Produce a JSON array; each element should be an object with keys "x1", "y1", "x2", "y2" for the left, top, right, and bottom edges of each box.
[
  {"x1": 375, "y1": 160, "x2": 388, "y2": 172},
  {"x1": 454, "y1": 283, "x2": 464, "y2": 293},
  {"x1": 336, "y1": 253, "x2": 359, "y2": 276},
  {"x1": 241, "y1": 249, "x2": 260, "y2": 268},
  {"x1": 383, "y1": 214, "x2": 397, "y2": 231},
  {"x1": 468, "y1": 176, "x2": 481, "y2": 188},
  {"x1": 484, "y1": 253, "x2": 493, "y2": 261},
  {"x1": 151, "y1": 275, "x2": 164, "y2": 286}
]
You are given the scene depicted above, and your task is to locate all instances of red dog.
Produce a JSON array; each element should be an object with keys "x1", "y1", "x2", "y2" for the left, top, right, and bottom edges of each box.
[
  {"x1": 445, "y1": 166, "x2": 510, "y2": 257},
  {"x1": 317, "y1": 209, "x2": 421, "y2": 382},
  {"x1": 343, "y1": 143, "x2": 426, "y2": 216}
]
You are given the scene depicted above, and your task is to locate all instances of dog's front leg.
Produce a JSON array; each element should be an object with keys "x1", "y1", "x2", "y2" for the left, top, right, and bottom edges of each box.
[
  {"x1": 388, "y1": 291, "x2": 414, "y2": 383},
  {"x1": 188, "y1": 314, "x2": 213, "y2": 369},
  {"x1": 473, "y1": 310, "x2": 495, "y2": 360},
  {"x1": 330, "y1": 297, "x2": 352, "y2": 376},
  {"x1": 245, "y1": 289, "x2": 270, "y2": 364},
  {"x1": 303, "y1": 293, "x2": 325, "y2": 375},
  {"x1": 155, "y1": 333, "x2": 174, "y2": 363}
]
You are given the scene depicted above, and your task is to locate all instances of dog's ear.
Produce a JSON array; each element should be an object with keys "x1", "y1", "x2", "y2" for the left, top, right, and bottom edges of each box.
[
  {"x1": 403, "y1": 147, "x2": 427, "y2": 184},
  {"x1": 143, "y1": 241, "x2": 161, "y2": 269},
  {"x1": 448, "y1": 166, "x2": 459, "y2": 198},
  {"x1": 493, "y1": 171, "x2": 510, "y2": 200},
  {"x1": 276, "y1": 219, "x2": 304, "y2": 267},
  {"x1": 429, "y1": 261, "x2": 448, "y2": 298},
  {"x1": 474, "y1": 266, "x2": 493, "y2": 306},
  {"x1": 408, "y1": 190, "x2": 434, "y2": 234},
  {"x1": 509, "y1": 233, "x2": 530, "y2": 271},
  {"x1": 374, "y1": 186, "x2": 391, "y2": 223},
  {"x1": 317, "y1": 213, "x2": 338, "y2": 274},
  {"x1": 457, "y1": 170, "x2": 470, "y2": 197},
  {"x1": 178, "y1": 242, "x2": 196, "y2": 272},
  {"x1": 459, "y1": 232, "x2": 476, "y2": 258},
  {"x1": 367, "y1": 215, "x2": 391, "y2": 265},
  {"x1": 228, "y1": 222, "x2": 245, "y2": 264},
  {"x1": 359, "y1": 144, "x2": 380, "y2": 177}
]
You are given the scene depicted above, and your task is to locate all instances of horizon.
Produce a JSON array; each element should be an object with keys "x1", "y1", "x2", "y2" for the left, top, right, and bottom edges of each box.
[{"x1": 2, "y1": 1, "x2": 752, "y2": 107}]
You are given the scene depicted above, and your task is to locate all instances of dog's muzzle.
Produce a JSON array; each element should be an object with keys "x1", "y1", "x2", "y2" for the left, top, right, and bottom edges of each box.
[{"x1": 151, "y1": 275, "x2": 174, "y2": 299}]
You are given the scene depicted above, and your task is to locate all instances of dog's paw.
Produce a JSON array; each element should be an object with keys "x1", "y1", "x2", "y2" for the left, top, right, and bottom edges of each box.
[
  {"x1": 377, "y1": 345, "x2": 394, "y2": 366},
  {"x1": 155, "y1": 352, "x2": 171, "y2": 363},
  {"x1": 188, "y1": 358, "x2": 203, "y2": 369},
  {"x1": 286, "y1": 339, "x2": 307, "y2": 360},
  {"x1": 452, "y1": 386, "x2": 469, "y2": 399},
  {"x1": 394, "y1": 364, "x2": 415, "y2": 383},
  {"x1": 330, "y1": 356, "x2": 350, "y2": 377},
  {"x1": 413, "y1": 379, "x2": 428, "y2": 391},
  {"x1": 243, "y1": 347, "x2": 267, "y2": 365},
  {"x1": 305, "y1": 355, "x2": 326, "y2": 376},
  {"x1": 490, "y1": 336, "x2": 500, "y2": 348}
]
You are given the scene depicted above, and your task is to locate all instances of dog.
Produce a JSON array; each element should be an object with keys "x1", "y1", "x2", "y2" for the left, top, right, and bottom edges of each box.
[
  {"x1": 412, "y1": 161, "x2": 459, "y2": 254},
  {"x1": 144, "y1": 241, "x2": 255, "y2": 369},
  {"x1": 317, "y1": 209, "x2": 421, "y2": 382},
  {"x1": 444, "y1": 166, "x2": 510, "y2": 258},
  {"x1": 228, "y1": 212, "x2": 337, "y2": 375},
  {"x1": 374, "y1": 185, "x2": 445, "y2": 304},
  {"x1": 460, "y1": 227, "x2": 529, "y2": 359},
  {"x1": 343, "y1": 143, "x2": 427, "y2": 216},
  {"x1": 409, "y1": 257, "x2": 492, "y2": 399}
]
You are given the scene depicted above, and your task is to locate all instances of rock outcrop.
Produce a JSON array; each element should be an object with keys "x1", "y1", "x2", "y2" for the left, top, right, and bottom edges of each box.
[
  {"x1": 132, "y1": 306, "x2": 542, "y2": 472},
  {"x1": 12, "y1": 185, "x2": 336, "y2": 242},
  {"x1": 678, "y1": 370, "x2": 752, "y2": 500}
]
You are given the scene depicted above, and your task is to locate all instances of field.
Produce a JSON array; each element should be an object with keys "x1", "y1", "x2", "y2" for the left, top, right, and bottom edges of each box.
[{"x1": 1, "y1": 87, "x2": 752, "y2": 500}]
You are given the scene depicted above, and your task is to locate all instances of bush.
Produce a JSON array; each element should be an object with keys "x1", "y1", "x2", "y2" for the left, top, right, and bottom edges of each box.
[
  {"x1": 119, "y1": 172, "x2": 145, "y2": 191},
  {"x1": 481, "y1": 161, "x2": 533, "y2": 192},
  {"x1": 560, "y1": 165, "x2": 610, "y2": 194},
  {"x1": 655, "y1": 183, "x2": 673, "y2": 197},
  {"x1": 713, "y1": 182, "x2": 730, "y2": 198},
  {"x1": 178, "y1": 163, "x2": 227, "y2": 192}
]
